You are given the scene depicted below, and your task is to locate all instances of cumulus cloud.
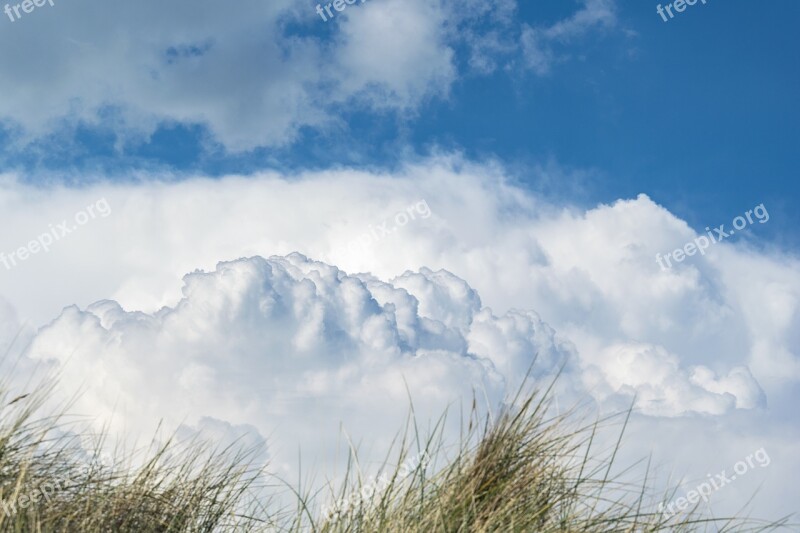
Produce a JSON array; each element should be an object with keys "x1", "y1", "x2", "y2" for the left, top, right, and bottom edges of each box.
[
  {"x1": 20, "y1": 248, "x2": 766, "y2": 466},
  {"x1": 332, "y1": 0, "x2": 456, "y2": 109},
  {"x1": 1, "y1": 157, "x2": 795, "y2": 410},
  {"x1": 0, "y1": 0, "x2": 464, "y2": 152},
  {"x1": 0, "y1": 154, "x2": 797, "y2": 515},
  {"x1": 584, "y1": 342, "x2": 764, "y2": 417},
  {"x1": 23, "y1": 253, "x2": 572, "y2": 473},
  {"x1": 19, "y1": 252, "x2": 768, "y2": 490},
  {"x1": 0, "y1": 0, "x2": 627, "y2": 152}
]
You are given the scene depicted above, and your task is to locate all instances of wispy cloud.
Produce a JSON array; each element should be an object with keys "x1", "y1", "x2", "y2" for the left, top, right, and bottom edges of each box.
[{"x1": 521, "y1": 0, "x2": 617, "y2": 75}]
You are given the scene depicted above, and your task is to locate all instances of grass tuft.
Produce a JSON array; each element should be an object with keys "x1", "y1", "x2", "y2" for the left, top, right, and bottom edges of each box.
[{"x1": 0, "y1": 365, "x2": 791, "y2": 532}]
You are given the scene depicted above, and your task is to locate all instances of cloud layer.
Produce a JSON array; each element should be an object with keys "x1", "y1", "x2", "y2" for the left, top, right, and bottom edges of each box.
[
  {"x1": 0, "y1": 153, "x2": 796, "y2": 516},
  {"x1": 0, "y1": 0, "x2": 621, "y2": 152},
  {"x1": 22, "y1": 254, "x2": 569, "y2": 474}
]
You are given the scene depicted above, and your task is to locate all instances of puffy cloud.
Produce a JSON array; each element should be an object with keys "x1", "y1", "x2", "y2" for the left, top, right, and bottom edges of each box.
[
  {"x1": 0, "y1": 0, "x2": 627, "y2": 152},
  {"x1": 0, "y1": 0, "x2": 462, "y2": 152},
  {"x1": 584, "y1": 342, "x2": 764, "y2": 417},
  {"x1": 23, "y1": 253, "x2": 572, "y2": 472},
  {"x1": 332, "y1": 0, "x2": 456, "y2": 109},
  {"x1": 2, "y1": 157, "x2": 795, "y2": 410},
  {"x1": 1, "y1": 0, "x2": 310, "y2": 150},
  {"x1": 0, "y1": 154, "x2": 797, "y2": 516}
]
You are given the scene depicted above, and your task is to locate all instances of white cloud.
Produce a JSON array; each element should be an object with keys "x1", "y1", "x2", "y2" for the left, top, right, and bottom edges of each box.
[
  {"x1": 332, "y1": 0, "x2": 456, "y2": 108},
  {"x1": 0, "y1": 0, "x2": 463, "y2": 152},
  {"x1": 0, "y1": 154, "x2": 797, "y2": 517},
  {"x1": 0, "y1": 0, "x2": 626, "y2": 151},
  {"x1": 584, "y1": 342, "x2": 764, "y2": 417},
  {"x1": 22, "y1": 254, "x2": 570, "y2": 476}
]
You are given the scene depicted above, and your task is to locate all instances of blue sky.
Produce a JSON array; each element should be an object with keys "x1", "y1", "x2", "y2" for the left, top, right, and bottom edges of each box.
[{"x1": 1, "y1": 0, "x2": 797, "y2": 247}]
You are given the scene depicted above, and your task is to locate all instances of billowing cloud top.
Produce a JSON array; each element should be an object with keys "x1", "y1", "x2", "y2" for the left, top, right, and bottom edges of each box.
[
  {"x1": 23, "y1": 250, "x2": 764, "y2": 470},
  {"x1": 0, "y1": 155, "x2": 796, "y2": 515},
  {"x1": 24, "y1": 254, "x2": 562, "y2": 463}
]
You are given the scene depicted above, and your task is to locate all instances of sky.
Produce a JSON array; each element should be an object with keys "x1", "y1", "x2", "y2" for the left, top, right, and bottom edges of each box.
[{"x1": 0, "y1": 0, "x2": 798, "y2": 525}]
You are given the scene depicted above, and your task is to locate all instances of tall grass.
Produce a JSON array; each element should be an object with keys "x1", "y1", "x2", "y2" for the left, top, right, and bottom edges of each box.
[
  {"x1": 0, "y1": 370, "x2": 268, "y2": 532},
  {"x1": 0, "y1": 367, "x2": 791, "y2": 532},
  {"x1": 303, "y1": 378, "x2": 790, "y2": 533}
]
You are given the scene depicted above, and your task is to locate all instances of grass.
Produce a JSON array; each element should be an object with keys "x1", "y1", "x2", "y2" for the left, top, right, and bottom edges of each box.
[
  {"x1": 0, "y1": 367, "x2": 792, "y2": 532},
  {"x1": 0, "y1": 371, "x2": 266, "y2": 532}
]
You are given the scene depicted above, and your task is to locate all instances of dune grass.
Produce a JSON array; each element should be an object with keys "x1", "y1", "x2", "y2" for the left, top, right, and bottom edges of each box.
[
  {"x1": 301, "y1": 378, "x2": 790, "y2": 533},
  {"x1": 0, "y1": 368, "x2": 791, "y2": 532},
  {"x1": 0, "y1": 371, "x2": 267, "y2": 532}
]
